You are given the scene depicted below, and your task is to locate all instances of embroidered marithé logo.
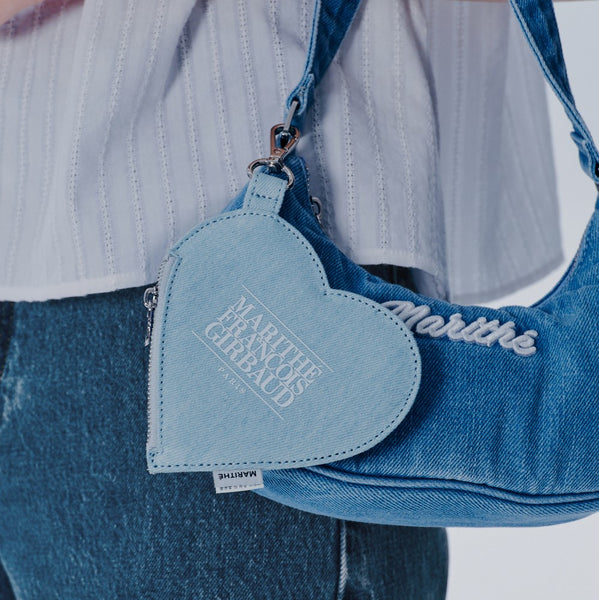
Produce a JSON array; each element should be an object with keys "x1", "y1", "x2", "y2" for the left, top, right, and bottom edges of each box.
[
  {"x1": 193, "y1": 286, "x2": 329, "y2": 419},
  {"x1": 383, "y1": 300, "x2": 538, "y2": 356}
]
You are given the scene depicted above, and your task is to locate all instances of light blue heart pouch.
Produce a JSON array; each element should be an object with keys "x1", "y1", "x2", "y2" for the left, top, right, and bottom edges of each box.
[{"x1": 145, "y1": 165, "x2": 420, "y2": 472}]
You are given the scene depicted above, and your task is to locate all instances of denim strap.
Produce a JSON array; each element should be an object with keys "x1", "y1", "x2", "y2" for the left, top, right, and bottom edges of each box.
[
  {"x1": 242, "y1": 167, "x2": 288, "y2": 214},
  {"x1": 287, "y1": 0, "x2": 599, "y2": 184},
  {"x1": 509, "y1": 0, "x2": 599, "y2": 183},
  {"x1": 285, "y1": 0, "x2": 361, "y2": 128}
]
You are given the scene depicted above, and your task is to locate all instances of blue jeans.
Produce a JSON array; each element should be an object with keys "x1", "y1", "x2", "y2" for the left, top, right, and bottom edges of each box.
[{"x1": 0, "y1": 288, "x2": 447, "y2": 599}]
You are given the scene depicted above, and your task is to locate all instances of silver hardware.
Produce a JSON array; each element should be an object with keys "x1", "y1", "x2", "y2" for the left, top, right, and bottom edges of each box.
[
  {"x1": 310, "y1": 196, "x2": 324, "y2": 229},
  {"x1": 282, "y1": 98, "x2": 300, "y2": 136},
  {"x1": 247, "y1": 124, "x2": 300, "y2": 188},
  {"x1": 143, "y1": 285, "x2": 158, "y2": 347},
  {"x1": 247, "y1": 100, "x2": 301, "y2": 189}
]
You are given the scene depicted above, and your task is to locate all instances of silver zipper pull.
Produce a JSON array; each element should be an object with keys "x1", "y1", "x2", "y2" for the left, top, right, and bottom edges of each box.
[{"x1": 143, "y1": 285, "x2": 159, "y2": 347}]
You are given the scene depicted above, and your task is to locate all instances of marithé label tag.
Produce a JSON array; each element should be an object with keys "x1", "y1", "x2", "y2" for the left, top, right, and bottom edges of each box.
[{"x1": 212, "y1": 469, "x2": 264, "y2": 494}]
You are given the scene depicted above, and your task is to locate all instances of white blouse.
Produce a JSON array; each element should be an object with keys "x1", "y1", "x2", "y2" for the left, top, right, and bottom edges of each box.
[{"x1": 0, "y1": 0, "x2": 561, "y2": 303}]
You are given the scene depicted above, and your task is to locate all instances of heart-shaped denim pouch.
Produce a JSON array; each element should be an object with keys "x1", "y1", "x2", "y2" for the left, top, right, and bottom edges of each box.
[{"x1": 146, "y1": 165, "x2": 421, "y2": 473}]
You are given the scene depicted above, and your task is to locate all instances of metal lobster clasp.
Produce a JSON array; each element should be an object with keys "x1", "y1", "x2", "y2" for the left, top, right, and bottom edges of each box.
[
  {"x1": 247, "y1": 124, "x2": 300, "y2": 188},
  {"x1": 247, "y1": 100, "x2": 301, "y2": 189}
]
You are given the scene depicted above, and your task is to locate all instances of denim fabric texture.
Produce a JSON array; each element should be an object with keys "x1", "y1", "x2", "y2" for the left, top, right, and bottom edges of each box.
[
  {"x1": 285, "y1": 0, "x2": 361, "y2": 127},
  {"x1": 202, "y1": 157, "x2": 599, "y2": 527},
  {"x1": 146, "y1": 168, "x2": 420, "y2": 472},
  {"x1": 507, "y1": 0, "x2": 599, "y2": 179},
  {"x1": 224, "y1": 0, "x2": 599, "y2": 526},
  {"x1": 0, "y1": 290, "x2": 447, "y2": 599},
  {"x1": 292, "y1": 0, "x2": 599, "y2": 181},
  {"x1": 0, "y1": 1, "x2": 452, "y2": 597}
]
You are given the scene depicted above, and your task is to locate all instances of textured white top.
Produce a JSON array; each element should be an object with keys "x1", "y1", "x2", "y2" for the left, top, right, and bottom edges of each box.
[{"x1": 0, "y1": 0, "x2": 561, "y2": 303}]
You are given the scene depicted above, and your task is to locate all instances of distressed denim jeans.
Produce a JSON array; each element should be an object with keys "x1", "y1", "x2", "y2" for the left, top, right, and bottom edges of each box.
[{"x1": 0, "y1": 290, "x2": 447, "y2": 599}]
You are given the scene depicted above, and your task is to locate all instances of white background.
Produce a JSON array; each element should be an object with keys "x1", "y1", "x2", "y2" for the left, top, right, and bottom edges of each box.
[{"x1": 447, "y1": 3, "x2": 599, "y2": 598}]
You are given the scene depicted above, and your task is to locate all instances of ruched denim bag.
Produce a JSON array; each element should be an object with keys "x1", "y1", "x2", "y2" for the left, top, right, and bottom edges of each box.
[{"x1": 147, "y1": 0, "x2": 599, "y2": 527}]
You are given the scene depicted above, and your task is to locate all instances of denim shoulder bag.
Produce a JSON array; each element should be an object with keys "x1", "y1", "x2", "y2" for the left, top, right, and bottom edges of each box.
[{"x1": 146, "y1": 0, "x2": 599, "y2": 527}]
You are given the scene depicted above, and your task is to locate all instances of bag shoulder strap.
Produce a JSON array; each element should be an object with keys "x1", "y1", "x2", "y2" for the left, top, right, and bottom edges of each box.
[
  {"x1": 509, "y1": 0, "x2": 599, "y2": 184},
  {"x1": 285, "y1": 0, "x2": 361, "y2": 129},
  {"x1": 287, "y1": 0, "x2": 599, "y2": 185}
]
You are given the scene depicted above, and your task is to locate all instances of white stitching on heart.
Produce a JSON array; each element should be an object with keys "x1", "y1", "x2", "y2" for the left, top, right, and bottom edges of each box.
[{"x1": 151, "y1": 210, "x2": 420, "y2": 469}]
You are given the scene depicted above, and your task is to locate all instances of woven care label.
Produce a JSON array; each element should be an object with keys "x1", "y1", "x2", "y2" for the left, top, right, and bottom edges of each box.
[{"x1": 213, "y1": 469, "x2": 264, "y2": 494}]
